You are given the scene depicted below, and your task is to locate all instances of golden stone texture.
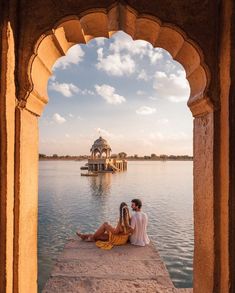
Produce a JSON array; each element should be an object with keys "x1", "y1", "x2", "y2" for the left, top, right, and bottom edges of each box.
[{"x1": 0, "y1": 1, "x2": 235, "y2": 292}]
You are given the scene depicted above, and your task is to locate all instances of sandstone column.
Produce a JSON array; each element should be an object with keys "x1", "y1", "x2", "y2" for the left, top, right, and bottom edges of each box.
[
  {"x1": 0, "y1": 16, "x2": 16, "y2": 293},
  {"x1": 14, "y1": 107, "x2": 39, "y2": 293},
  {"x1": 193, "y1": 113, "x2": 215, "y2": 293}
]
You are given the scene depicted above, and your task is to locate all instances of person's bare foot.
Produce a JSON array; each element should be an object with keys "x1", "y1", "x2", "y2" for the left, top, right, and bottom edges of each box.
[
  {"x1": 84, "y1": 235, "x2": 95, "y2": 242},
  {"x1": 76, "y1": 231, "x2": 87, "y2": 240}
]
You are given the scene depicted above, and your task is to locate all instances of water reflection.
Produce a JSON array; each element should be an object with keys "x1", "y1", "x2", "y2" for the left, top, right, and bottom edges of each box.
[{"x1": 89, "y1": 173, "x2": 112, "y2": 197}]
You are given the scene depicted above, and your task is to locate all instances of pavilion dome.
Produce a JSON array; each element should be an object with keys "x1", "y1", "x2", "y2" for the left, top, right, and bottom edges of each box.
[{"x1": 90, "y1": 136, "x2": 112, "y2": 157}]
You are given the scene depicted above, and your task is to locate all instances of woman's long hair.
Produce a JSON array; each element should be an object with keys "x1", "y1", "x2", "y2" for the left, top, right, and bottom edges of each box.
[{"x1": 119, "y1": 202, "x2": 131, "y2": 234}]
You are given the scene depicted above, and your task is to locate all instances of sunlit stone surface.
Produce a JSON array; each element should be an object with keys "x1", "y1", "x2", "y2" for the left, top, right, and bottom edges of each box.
[{"x1": 43, "y1": 238, "x2": 192, "y2": 293}]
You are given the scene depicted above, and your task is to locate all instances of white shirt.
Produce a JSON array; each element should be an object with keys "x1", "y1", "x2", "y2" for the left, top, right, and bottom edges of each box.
[{"x1": 130, "y1": 211, "x2": 150, "y2": 246}]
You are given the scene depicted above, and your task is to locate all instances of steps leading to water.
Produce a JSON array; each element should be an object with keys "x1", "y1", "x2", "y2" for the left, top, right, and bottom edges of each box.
[
  {"x1": 42, "y1": 238, "x2": 192, "y2": 293},
  {"x1": 108, "y1": 162, "x2": 120, "y2": 172}
]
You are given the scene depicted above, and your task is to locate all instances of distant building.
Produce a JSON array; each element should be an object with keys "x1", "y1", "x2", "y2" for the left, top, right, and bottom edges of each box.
[{"x1": 88, "y1": 137, "x2": 127, "y2": 172}]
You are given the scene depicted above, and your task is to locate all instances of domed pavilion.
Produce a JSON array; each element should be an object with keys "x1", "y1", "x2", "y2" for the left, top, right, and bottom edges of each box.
[
  {"x1": 90, "y1": 136, "x2": 111, "y2": 159},
  {"x1": 87, "y1": 136, "x2": 127, "y2": 173}
]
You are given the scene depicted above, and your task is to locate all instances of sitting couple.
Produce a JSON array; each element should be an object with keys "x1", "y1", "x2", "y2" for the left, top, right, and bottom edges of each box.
[{"x1": 76, "y1": 199, "x2": 150, "y2": 250}]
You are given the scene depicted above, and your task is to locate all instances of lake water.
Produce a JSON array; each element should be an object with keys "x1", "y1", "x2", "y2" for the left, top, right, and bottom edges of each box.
[{"x1": 38, "y1": 160, "x2": 193, "y2": 291}]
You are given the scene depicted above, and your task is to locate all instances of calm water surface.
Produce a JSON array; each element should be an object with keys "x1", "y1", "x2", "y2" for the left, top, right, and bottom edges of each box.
[{"x1": 38, "y1": 161, "x2": 193, "y2": 291}]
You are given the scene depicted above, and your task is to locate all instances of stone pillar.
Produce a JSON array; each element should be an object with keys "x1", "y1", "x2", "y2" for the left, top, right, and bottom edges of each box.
[
  {"x1": 193, "y1": 113, "x2": 215, "y2": 293},
  {"x1": 217, "y1": 1, "x2": 231, "y2": 292},
  {"x1": 14, "y1": 107, "x2": 39, "y2": 293},
  {"x1": 227, "y1": 2, "x2": 235, "y2": 292},
  {"x1": 0, "y1": 16, "x2": 16, "y2": 293}
]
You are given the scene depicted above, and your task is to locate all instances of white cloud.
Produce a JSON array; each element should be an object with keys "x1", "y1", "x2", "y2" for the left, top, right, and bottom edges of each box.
[
  {"x1": 95, "y1": 84, "x2": 126, "y2": 105},
  {"x1": 153, "y1": 70, "x2": 190, "y2": 103},
  {"x1": 53, "y1": 113, "x2": 66, "y2": 124},
  {"x1": 65, "y1": 134, "x2": 70, "y2": 138},
  {"x1": 148, "y1": 131, "x2": 190, "y2": 142},
  {"x1": 157, "y1": 118, "x2": 169, "y2": 124},
  {"x1": 136, "y1": 106, "x2": 156, "y2": 115},
  {"x1": 110, "y1": 32, "x2": 163, "y2": 63},
  {"x1": 110, "y1": 34, "x2": 149, "y2": 57},
  {"x1": 95, "y1": 127, "x2": 123, "y2": 140},
  {"x1": 165, "y1": 60, "x2": 176, "y2": 72},
  {"x1": 95, "y1": 37, "x2": 106, "y2": 46},
  {"x1": 53, "y1": 45, "x2": 85, "y2": 70},
  {"x1": 137, "y1": 69, "x2": 149, "y2": 81},
  {"x1": 68, "y1": 113, "x2": 74, "y2": 118},
  {"x1": 148, "y1": 48, "x2": 163, "y2": 64},
  {"x1": 96, "y1": 48, "x2": 135, "y2": 76},
  {"x1": 80, "y1": 89, "x2": 95, "y2": 96},
  {"x1": 95, "y1": 32, "x2": 164, "y2": 77},
  {"x1": 95, "y1": 127, "x2": 112, "y2": 138},
  {"x1": 154, "y1": 71, "x2": 167, "y2": 79},
  {"x1": 49, "y1": 81, "x2": 79, "y2": 97},
  {"x1": 137, "y1": 90, "x2": 145, "y2": 95},
  {"x1": 167, "y1": 96, "x2": 187, "y2": 103},
  {"x1": 149, "y1": 132, "x2": 165, "y2": 141},
  {"x1": 49, "y1": 81, "x2": 94, "y2": 97}
]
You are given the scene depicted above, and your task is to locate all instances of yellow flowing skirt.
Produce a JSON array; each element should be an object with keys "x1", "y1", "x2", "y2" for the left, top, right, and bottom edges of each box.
[{"x1": 96, "y1": 231, "x2": 129, "y2": 250}]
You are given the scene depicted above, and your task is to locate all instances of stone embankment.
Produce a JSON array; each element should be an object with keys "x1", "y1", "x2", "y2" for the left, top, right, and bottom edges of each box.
[{"x1": 43, "y1": 238, "x2": 193, "y2": 293}]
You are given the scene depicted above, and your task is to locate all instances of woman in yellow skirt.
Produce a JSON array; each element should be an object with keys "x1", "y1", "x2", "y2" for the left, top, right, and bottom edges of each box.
[{"x1": 76, "y1": 202, "x2": 132, "y2": 250}]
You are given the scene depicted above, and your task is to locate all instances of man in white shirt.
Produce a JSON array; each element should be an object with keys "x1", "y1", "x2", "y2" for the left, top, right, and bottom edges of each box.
[{"x1": 129, "y1": 199, "x2": 150, "y2": 246}]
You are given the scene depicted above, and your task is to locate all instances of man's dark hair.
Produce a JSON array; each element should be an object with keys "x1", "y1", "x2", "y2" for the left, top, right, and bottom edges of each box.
[{"x1": 131, "y1": 199, "x2": 142, "y2": 209}]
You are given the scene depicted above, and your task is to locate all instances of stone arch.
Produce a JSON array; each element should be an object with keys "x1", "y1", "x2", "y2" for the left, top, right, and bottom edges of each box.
[
  {"x1": 20, "y1": 4, "x2": 213, "y2": 117},
  {"x1": 92, "y1": 149, "x2": 101, "y2": 158},
  {"x1": 101, "y1": 150, "x2": 108, "y2": 158},
  {"x1": 13, "y1": 3, "x2": 217, "y2": 293}
]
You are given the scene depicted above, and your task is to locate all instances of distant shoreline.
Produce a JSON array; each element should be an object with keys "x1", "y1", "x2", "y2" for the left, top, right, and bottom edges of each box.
[{"x1": 39, "y1": 157, "x2": 193, "y2": 161}]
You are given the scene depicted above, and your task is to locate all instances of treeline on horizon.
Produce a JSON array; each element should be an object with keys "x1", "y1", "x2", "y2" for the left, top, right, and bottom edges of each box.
[{"x1": 39, "y1": 153, "x2": 193, "y2": 161}]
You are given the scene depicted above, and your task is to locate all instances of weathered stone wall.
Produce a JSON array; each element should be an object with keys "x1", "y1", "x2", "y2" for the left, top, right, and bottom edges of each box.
[{"x1": 0, "y1": 0, "x2": 235, "y2": 292}]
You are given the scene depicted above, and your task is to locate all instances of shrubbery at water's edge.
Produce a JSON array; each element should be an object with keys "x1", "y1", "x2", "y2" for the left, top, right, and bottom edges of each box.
[{"x1": 39, "y1": 153, "x2": 193, "y2": 161}]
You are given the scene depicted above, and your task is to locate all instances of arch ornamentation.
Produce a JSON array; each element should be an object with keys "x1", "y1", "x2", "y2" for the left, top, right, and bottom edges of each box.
[{"x1": 19, "y1": 3, "x2": 214, "y2": 118}]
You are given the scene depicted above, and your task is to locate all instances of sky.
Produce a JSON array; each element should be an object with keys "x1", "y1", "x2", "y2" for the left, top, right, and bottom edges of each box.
[{"x1": 39, "y1": 31, "x2": 193, "y2": 156}]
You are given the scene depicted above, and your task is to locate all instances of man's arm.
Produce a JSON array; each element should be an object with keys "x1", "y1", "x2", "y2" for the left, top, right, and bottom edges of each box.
[{"x1": 127, "y1": 216, "x2": 136, "y2": 234}]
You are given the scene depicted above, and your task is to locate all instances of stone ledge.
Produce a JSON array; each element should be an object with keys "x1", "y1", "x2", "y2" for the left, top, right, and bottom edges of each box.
[{"x1": 42, "y1": 238, "x2": 192, "y2": 293}]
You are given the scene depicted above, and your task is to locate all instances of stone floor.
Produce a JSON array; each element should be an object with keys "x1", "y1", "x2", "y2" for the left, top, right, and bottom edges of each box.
[{"x1": 42, "y1": 238, "x2": 193, "y2": 293}]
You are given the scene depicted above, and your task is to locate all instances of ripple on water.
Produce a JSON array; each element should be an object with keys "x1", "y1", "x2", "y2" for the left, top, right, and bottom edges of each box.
[{"x1": 38, "y1": 161, "x2": 193, "y2": 291}]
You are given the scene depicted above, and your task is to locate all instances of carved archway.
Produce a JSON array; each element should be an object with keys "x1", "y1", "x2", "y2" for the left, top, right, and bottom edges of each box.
[
  {"x1": 14, "y1": 3, "x2": 216, "y2": 293},
  {"x1": 20, "y1": 5, "x2": 213, "y2": 117}
]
